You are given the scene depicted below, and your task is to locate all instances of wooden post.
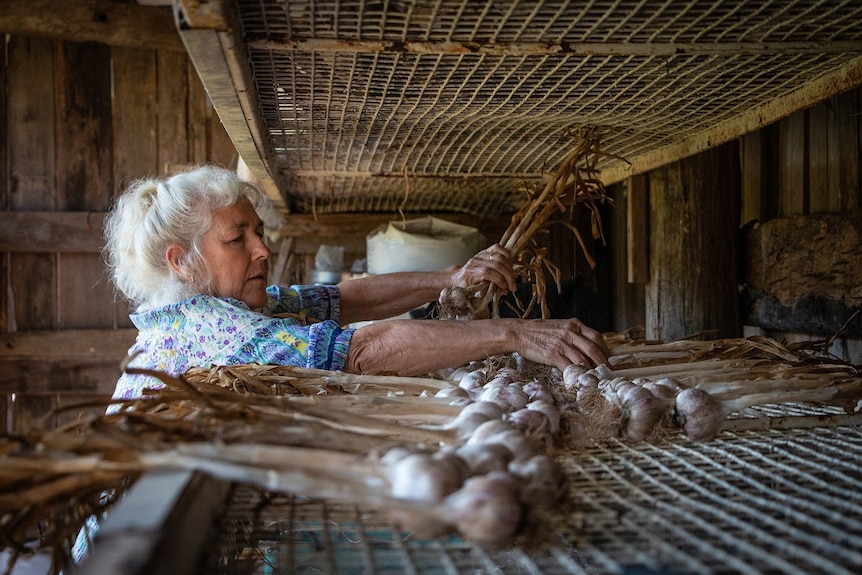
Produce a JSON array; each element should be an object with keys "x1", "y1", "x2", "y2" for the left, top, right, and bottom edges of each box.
[{"x1": 646, "y1": 142, "x2": 742, "y2": 341}]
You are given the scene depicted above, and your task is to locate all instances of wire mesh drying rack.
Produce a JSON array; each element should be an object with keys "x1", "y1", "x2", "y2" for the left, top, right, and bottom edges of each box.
[
  {"x1": 82, "y1": 404, "x2": 862, "y2": 575},
  {"x1": 175, "y1": 0, "x2": 862, "y2": 216}
]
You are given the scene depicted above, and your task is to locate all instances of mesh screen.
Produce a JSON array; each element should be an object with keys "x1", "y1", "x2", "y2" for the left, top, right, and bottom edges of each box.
[
  {"x1": 202, "y1": 405, "x2": 862, "y2": 575},
  {"x1": 221, "y1": 0, "x2": 862, "y2": 215}
]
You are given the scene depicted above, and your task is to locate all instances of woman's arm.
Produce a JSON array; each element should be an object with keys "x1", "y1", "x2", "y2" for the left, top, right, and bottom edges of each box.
[
  {"x1": 337, "y1": 244, "x2": 516, "y2": 325},
  {"x1": 344, "y1": 316, "x2": 608, "y2": 376}
]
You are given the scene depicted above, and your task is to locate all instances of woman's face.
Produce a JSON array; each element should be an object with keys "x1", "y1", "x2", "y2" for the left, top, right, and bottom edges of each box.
[{"x1": 199, "y1": 197, "x2": 271, "y2": 309}]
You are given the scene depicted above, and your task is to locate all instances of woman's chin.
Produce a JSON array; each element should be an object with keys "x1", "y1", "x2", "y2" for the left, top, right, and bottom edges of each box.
[{"x1": 242, "y1": 283, "x2": 269, "y2": 309}]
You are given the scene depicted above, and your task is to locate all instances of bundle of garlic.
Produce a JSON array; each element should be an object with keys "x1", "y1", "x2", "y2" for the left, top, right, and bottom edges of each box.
[
  {"x1": 560, "y1": 335, "x2": 862, "y2": 442},
  {"x1": 438, "y1": 126, "x2": 619, "y2": 320},
  {"x1": 1, "y1": 360, "x2": 572, "y2": 572}
]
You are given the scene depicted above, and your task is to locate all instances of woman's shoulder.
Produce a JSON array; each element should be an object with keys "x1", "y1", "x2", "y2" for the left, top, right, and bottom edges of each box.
[{"x1": 132, "y1": 293, "x2": 258, "y2": 328}]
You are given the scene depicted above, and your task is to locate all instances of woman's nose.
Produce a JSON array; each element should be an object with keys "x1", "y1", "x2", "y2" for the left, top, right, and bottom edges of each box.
[{"x1": 253, "y1": 235, "x2": 272, "y2": 259}]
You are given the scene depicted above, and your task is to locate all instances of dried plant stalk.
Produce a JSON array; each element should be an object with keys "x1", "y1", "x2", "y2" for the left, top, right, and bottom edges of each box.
[
  {"x1": 4, "y1": 333, "x2": 861, "y2": 573},
  {"x1": 439, "y1": 126, "x2": 621, "y2": 320}
]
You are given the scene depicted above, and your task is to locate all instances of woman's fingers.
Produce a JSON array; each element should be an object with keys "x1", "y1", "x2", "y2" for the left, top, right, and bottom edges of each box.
[
  {"x1": 568, "y1": 321, "x2": 609, "y2": 368},
  {"x1": 515, "y1": 318, "x2": 609, "y2": 371},
  {"x1": 571, "y1": 321, "x2": 610, "y2": 363},
  {"x1": 455, "y1": 245, "x2": 516, "y2": 293}
]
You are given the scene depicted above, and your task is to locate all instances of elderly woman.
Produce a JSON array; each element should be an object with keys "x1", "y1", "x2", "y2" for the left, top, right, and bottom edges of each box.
[{"x1": 104, "y1": 165, "x2": 608, "y2": 401}]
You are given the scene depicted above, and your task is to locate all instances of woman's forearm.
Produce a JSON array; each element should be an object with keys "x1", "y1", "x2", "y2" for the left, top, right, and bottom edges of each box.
[
  {"x1": 336, "y1": 244, "x2": 517, "y2": 326},
  {"x1": 343, "y1": 316, "x2": 609, "y2": 376},
  {"x1": 336, "y1": 268, "x2": 456, "y2": 325},
  {"x1": 344, "y1": 318, "x2": 514, "y2": 376}
]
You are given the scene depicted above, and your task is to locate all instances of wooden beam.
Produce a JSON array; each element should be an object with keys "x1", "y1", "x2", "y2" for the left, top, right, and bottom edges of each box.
[
  {"x1": 0, "y1": 212, "x2": 106, "y2": 253},
  {"x1": 0, "y1": 328, "x2": 135, "y2": 393},
  {"x1": 81, "y1": 469, "x2": 231, "y2": 575},
  {"x1": 0, "y1": 328, "x2": 136, "y2": 361},
  {"x1": 602, "y1": 54, "x2": 862, "y2": 185},
  {"x1": 0, "y1": 211, "x2": 511, "y2": 254},
  {"x1": 0, "y1": 1, "x2": 184, "y2": 51},
  {"x1": 0, "y1": 360, "x2": 122, "y2": 394},
  {"x1": 177, "y1": 0, "x2": 281, "y2": 207}
]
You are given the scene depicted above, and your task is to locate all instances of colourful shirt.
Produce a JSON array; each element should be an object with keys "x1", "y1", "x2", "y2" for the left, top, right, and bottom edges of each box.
[{"x1": 112, "y1": 284, "x2": 354, "y2": 401}]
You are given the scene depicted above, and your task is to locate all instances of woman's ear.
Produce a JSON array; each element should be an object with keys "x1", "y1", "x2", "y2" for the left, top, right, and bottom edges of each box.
[{"x1": 165, "y1": 244, "x2": 188, "y2": 279}]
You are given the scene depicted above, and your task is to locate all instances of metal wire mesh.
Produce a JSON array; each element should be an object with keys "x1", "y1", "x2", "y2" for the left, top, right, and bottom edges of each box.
[
  {"x1": 201, "y1": 409, "x2": 862, "y2": 575},
  {"x1": 224, "y1": 0, "x2": 862, "y2": 215}
]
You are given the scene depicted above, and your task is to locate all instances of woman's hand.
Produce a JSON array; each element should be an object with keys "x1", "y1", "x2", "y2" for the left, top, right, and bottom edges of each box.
[
  {"x1": 510, "y1": 317, "x2": 609, "y2": 371},
  {"x1": 450, "y1": 244, "x2": 516, "y2": 294}
]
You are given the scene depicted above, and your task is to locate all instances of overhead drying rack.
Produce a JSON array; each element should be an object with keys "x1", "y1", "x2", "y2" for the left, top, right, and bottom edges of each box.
[{"x1": 174, "y1": 0, "x2": 862, "y2": 217}]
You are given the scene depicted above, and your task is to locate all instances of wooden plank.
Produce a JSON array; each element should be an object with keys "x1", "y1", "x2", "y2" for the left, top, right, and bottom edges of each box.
[
  {"x1": 609, "y1": 181, "x2": 645, "y2": 332},
  {"x1": 58, "y1": 253, "x2": 116, "y2": 329},
  {"x1": 81, "y1": 469, "x2": 231, "y2": 575},
  {"x1": 157, "y1": 48, "x2": 191, "y2": 171},
  {"x1": 116, "y1": 297, "x2": 135, "y2": 330},
  {"x1": 105, "y1": 47, "x2": 156, "y2": 356},
  {"x1": 179, "y1": 27, "x2": 269, "y2": 199},
  {"x1": 828, "y1": 89, "x2": 860, "y2": 212},
  {"x1": 760, "y1": 123, "x2": 781, "y2": 222},
  {"x1": 187, "y1": 58, "x2": 210, "y2": 165},
  {"x1": 0, "y1": 328, "x2": 137, "y2": 360},
  {"x1": 647, "y1": 143, "x2": 741, "y2": 341},
  {"x1": 269, "y1": 237, "x2": 294, "y2": 285},
  {"x1": 54, "y1": 41, "x2": 116, "y2": 331},
  {"x1": 9, "y1": 253, "x2": 56, "y2": 330},
  {"x1": 209, "y1": 105, "x2": 238, "y2": 168},
  {"x1": 7, "y1": 36, "x2": 55, "y2": 211},
  {"x1": 0, "y1": 212, "x2": 105, "y2": 253},
  {"x1": 0, "y1": 361, "x2": 123, "y2": 394},
  {"x1": 601, "y1": 54, "x2": 862, "y2": 185},
  {"x1": 0, "y1": 210, "x2": 511, "y2": 256},
  {"x1": 807, "y1": 101, "x2": 830, "y2": 214},
  {"x1": 12, "y1": 395, "x2": 56, "y2": 433},
  {"x1": 0, "y1": 328, "x2": 135, "y2": 394},
  {"x1": 55, "y1": 40, "x2": 114, "y2": 210},
  {"x1": 1, "y1": 253, "x2": 7, "y2": 334},
  {"x1": 739, "y1": 131, "x2": 764, "y2": 225},
  {"x1": 112, "y1": 47, "x2": 159, "y2": 185},
  {"x1": 0, "y1": 1, "x2": 184, "y2": 52},
  {"x1": 1, "y1": 31, "x2": 7, "y2": 337},
  {"x1": 7, "y1": 36, "x2": 57, "y2": 332},
  {"x1": 778, "y1": 111, "x2": 808, "y2": 216},
  {"x1": 626, "y1": 174, "x2": 648, "y2": 284}
]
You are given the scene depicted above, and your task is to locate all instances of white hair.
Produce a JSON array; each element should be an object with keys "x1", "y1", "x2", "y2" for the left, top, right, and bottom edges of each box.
[{"x1": 104, "y1": 165, "x2": 275, "y2": 312}]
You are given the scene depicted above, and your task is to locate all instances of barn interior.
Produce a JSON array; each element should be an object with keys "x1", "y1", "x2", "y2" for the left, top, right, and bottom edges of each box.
[{"x1": 1, "y1": 1, "x2": 862, "y2": 574}]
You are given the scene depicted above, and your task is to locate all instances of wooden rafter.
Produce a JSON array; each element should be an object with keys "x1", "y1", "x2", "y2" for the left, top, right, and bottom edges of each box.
[{"x1": 0, "y1": 0, "x2": 183, "y2": 51}]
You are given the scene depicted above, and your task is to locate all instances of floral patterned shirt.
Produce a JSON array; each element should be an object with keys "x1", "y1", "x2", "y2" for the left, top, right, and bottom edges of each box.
[{"x1": 112, "y1": 284, "x2": 354, "y2": 402}]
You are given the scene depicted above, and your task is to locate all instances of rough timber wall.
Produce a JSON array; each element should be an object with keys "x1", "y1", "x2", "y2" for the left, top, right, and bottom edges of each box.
[
  {"x1": 0, "y1": 34, "x2": 236, "y2": 433},
  {"x1": 740, "y1": 85, "x2": 862, "y2": 363},
  {"x1": 606, "y1": 85, "x2": 862, "y2": 364}
]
